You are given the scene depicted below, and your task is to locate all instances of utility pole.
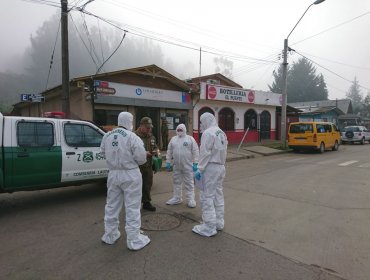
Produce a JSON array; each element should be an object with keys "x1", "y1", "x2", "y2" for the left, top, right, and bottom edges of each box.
[
  {"x1": 281, "y1": 39, "x2": 288, "y2": 149},
  {"x1": 61, "y1": 0, "x2": 70, "y2": 118},
  {"x1": 280, "y1": 0, "x2": 326, "y2": 149}
]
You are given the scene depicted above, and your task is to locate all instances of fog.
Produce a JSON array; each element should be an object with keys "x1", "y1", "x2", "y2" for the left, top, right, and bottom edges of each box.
[{"x1": 1, "y1": 0, "x2": 369, "y2": 108}]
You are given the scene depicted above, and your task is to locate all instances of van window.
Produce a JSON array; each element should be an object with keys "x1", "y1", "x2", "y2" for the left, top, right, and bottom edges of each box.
[
  {"x1": 64, "y1": 123, "x2": 103, "y2": 147},
  {"x1": 17, "y1": 121, "x2": 54, "y2": 147},
  {"x1": 289, "y1": 123, "x2": 313, "y2": 133},
  {"x1": 324, "y1": 124, "x2": 332, "y2": 132},
  {"x1": 316, "y1": 124, "x2": 325, "y2": 133}
]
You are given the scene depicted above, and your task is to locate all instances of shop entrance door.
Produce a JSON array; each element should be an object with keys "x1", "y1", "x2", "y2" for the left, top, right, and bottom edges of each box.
[
  {"x1": 135, "y1": 107, "x2": 160, "y2": 141},
  {"x1": 260, "y1": 111, "x2": 271, "y2": 140}
]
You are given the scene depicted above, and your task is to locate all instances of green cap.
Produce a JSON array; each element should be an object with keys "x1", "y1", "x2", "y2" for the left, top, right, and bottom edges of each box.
[{"x1": 140, "y1": 117, "x2": 153, "y2": 128}]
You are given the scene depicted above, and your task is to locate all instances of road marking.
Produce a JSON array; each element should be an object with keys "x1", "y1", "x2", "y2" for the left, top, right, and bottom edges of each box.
[
  {"x1": 317, "y1": 159, "x2": 337, "y2": 165},
  {"x1": 286, "y1": 157, "x2": 306, "y2": 162},
  {"x1": 338, "y1": 160, "x2": 358, "y2": 166},
  {"x1": 358, "y1": 162, "x2": 370, "y2": 168}
]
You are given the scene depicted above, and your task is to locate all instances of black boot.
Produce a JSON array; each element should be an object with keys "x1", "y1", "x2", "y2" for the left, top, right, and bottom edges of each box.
[{"x1": 143, "y1": 202, "x2": 156, "y2": 212}]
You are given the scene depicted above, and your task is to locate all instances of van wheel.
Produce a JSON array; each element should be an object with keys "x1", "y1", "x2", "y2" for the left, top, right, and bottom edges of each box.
[
  {"x1": 332, "y1": 140, "x2": 339, "y2": 151},
  {"x1": 319, "y1": 142, "x2": 325, "y2": 153}
]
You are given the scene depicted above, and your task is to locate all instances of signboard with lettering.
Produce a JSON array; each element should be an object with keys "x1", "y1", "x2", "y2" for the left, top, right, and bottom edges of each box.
[
  {"x1": 95, "y1": 87, "x2": 116, "y2": 95},
  {"x1": 206, "y1": 84, "x2": 254, "y2": 103},
  {"x1": 21, "y1": 94, "x2": 45, "y2": 102},
  {"x1": 102, "y1": 82, "x2": 189, "y2": 104},
  {"x1": 200, "y1": 82, "x2": 282, "y2": 106}
]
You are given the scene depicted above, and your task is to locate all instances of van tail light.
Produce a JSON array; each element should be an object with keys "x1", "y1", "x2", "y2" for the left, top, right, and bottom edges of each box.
[{"x1": 313, "y1": 133, "x2": 317, "y2": 142}]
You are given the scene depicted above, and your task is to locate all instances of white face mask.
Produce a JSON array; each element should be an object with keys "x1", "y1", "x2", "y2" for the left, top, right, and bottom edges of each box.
[
  {"x1": 176, "y1": 124, "x2": 186, "y2": 137},
  {"x1": 200, "y1": 122, "x2": 205, "y2": 133}
]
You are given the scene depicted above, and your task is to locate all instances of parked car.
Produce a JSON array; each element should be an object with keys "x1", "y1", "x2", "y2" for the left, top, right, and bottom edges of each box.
[
  {"x1": 341, "y1": 126, "x2": 370, "y2": 145},
  {"x1": 288, "y1": 122, "x2": 341, "y2": 153}
]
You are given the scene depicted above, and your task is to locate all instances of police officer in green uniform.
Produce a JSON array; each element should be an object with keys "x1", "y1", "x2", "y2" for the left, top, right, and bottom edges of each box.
[{"x1": 135, "y1": 117, "x2": 159, "y2": 211}]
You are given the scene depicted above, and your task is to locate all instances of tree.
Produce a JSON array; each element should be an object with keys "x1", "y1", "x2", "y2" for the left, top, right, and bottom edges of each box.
[
  {"x1": 346, "y1": 77, "x2": 363, "y2": 114},
  {"x1": 269, "y1": 57, "x2": 328, "y2": 102},
  {"x1": 268, "y1": 64, "x2": 285, "y2": 94},
  {"x1": 0, "y1": 12, "x2": 177, "y2": 107},
  {"x1": 361, "y1": 92, "x2": 370, "y2": 117}
]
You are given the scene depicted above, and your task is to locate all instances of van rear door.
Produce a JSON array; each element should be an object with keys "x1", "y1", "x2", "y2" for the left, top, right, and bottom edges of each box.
[{"x1": 288, "y1": 123, "x2": 314, "y2": 145}]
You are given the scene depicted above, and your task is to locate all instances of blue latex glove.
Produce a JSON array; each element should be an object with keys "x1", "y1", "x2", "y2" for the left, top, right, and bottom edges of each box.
[
  {"x1": 194, "y1": 170, "x2": 201, "y2": 181},
  {"x1": 165, "y1": 162, "x2": 172, "y2": 171},
  {"x1": 192, "y1": 163, "x2": 198, "y2": 172}
]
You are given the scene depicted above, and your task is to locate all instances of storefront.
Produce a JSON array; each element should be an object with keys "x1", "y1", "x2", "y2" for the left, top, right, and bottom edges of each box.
[
  {"x1": 12, "y1": 65, "x2": 193, "y2": 149},
  {"x1": 192, "y1": 80, "x2": 282, "y2": 145}
]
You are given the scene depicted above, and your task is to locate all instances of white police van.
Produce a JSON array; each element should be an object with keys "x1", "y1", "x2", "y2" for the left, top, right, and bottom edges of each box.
[{"x1": 0, "y1": 112, "x2": 108, "y2": 193}]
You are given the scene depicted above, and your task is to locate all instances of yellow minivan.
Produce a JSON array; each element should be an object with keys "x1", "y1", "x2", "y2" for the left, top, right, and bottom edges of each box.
[{"x1": 288, "y1": 122, "x2": 341, "y2": 153}]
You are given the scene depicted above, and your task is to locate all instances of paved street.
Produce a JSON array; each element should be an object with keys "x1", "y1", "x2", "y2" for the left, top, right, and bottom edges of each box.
[{"x1": 1, "y1": 144, "x2": 369, "y2": 279}]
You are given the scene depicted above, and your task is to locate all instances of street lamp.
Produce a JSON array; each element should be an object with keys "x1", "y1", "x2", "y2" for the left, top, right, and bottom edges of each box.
[{"x1": 280, "y1": 0, "x2": 326, "y2": 149}]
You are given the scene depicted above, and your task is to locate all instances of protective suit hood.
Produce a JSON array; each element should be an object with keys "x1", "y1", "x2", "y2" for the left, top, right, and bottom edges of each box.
[
  {"x1": 200, "y1": 113, "x2": 217, "y2": 131},
  {"x1": 118, "y1": 112, "x2": 133, "y2": 131},
  {"x1": 176, "y1": 124, "x2": 187, "y2": 137}
]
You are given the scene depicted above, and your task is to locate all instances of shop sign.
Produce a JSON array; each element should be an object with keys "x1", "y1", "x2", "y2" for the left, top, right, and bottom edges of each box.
[
  {"x1": 95, "y1": 87, "x2": 116, "y2": 95},
  {"x1": 94, "y1": 80, "x2": 109, "y2": 88},
  {"x1": 206, "y1": 84, "x2": 254, "y2": 103},
  {"x1": 107, "y1": 82, "x2": 187, "y2": 103}
]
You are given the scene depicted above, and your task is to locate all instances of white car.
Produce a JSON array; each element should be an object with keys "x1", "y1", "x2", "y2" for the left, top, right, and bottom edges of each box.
[{"x1": 341, "y1": 126, "x2": 370, "y2": 145}]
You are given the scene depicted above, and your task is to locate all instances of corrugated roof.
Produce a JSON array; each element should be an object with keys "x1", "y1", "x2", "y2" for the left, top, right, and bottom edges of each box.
[{"x1": 288, "y1": 99, "x2": 352, "y2": 114}]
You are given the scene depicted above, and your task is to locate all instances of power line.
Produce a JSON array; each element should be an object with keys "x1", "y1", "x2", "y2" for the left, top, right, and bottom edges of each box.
[
  {"x1": 79, "y1": 12, "x2": 103, "y2": 66},
  {"x1": 45, "y1": 18, "x2": 61, "y2": 90},
  {"x1": 69, "y1": 13, "x2": 100, "y2": 70},
  {"x1": 291, "y1": 11, "x2": 370, "y2": 46},
  {"x1": 293, "y1": 49, "x2": 370, "y2": 92},
  {"x1": 21, "y1": 0, "x2": 61, "y2": 8},
  {"x1": 75, "y1": 8, "x2": 279, "y2": 66},
  {"x1": 96, "y1": 31, "x2": 126, "y2": 74},
  {"x1": 101, "y1": 0, "x2": 278, "y2": 54},
  {"x1": 294, "y1": 50, "x2": 370, "y2": 71}
]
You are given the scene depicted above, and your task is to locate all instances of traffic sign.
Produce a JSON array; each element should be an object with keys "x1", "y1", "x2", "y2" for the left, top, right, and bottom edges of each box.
[
  {"x1": 21, "y1": 94, "x2": 30, "y2": 102},
  {"x1": 29, "y1": 94, "x2": 45, "y2": 102},
  {"x1": 94, "y1": 80, "x2": 109, "y2": 88},
  {"x1": 95, "y1": 87, "x2": 116, "y2": 95}
]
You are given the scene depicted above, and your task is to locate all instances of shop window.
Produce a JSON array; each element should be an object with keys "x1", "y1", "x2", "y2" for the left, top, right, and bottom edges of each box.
[
  {"x1": 244, "y1": 109, "x2": 257, "y2": 130},
  {"x1": 219, "y1": 108, "x2": 234, "y2": 131},
  {"x1": 95, "y1": 110, "x2": 126, "y2": 126},
  {"x1": 165, "y1": 112, "x2": 188, "y2": 130}
]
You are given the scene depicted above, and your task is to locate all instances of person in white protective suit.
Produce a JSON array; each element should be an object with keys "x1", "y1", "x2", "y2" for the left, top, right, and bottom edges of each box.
[
  {"x1": 165, "y1": 124, "x2": 199, "y2": 208},
  {"x1": 192, "y1": 112, "x2": 228, "y2": 237},
  {"x1": 100, "y1": 112, "x2": 151, "y2": 250}
]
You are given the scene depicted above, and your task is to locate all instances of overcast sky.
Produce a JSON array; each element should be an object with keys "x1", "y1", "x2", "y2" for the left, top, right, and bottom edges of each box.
[{"x1": 1, "y1": 0, "x2": 370, "y2": 100}]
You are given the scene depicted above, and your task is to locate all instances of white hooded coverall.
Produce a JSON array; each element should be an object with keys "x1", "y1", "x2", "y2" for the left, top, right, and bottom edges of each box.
[
  {"x1": 166, "y1": 124, "x2": 199, "y2": 207},
  {"x1": 100, "y1": 112, "x2": 150, "y2": 250},
  {"x1": 192, "y1": 113, "x2": 228, "y2": 237}
]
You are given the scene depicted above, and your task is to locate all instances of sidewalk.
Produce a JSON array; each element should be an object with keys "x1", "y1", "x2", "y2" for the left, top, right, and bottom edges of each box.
[{"x1": 159, "y1": 140, "x2": 288, "y2": 167}]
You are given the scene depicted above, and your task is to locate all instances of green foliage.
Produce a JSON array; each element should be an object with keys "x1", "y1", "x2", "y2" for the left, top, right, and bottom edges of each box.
[
  {"x1": 362, "y1": 92, "x2": 370, "y2": 117},
  {"x1": 268, "y1": 64, "x2": 284, "y2": 94},
  {"x1": 1, "y1": 12, "x2": 169, "y2": 107},
  {"x1": 269, "y1": 58, "x2": 328, "y2": 102},
  {"x1": 346, "y1": 77, "x2": 363, "y2": 113}
]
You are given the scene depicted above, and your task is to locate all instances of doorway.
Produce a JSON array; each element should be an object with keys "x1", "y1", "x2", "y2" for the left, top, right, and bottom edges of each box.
[{"x1": 135, "y1": 107, "x2": 160, "y2": 141}]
